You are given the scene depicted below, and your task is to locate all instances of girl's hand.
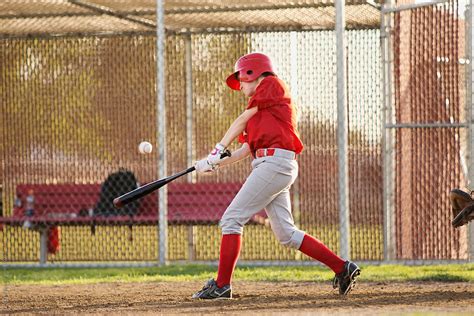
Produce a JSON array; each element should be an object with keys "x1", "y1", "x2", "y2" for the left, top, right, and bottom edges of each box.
[
  {"x1": 194, "y1": 158, "x2": 218, "y2": 174},
  {"x1": 207, "y1": 143, "x2": 229, "y2": 165}
]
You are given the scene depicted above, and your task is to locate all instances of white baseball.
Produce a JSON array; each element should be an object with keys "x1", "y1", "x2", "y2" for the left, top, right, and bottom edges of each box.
[{"x1": 138, "y1": 141, "x2": 153, "y2": 154}]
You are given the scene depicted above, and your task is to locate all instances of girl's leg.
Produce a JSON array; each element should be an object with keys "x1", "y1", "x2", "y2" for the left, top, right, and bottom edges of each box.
[
  {"x1": 265, "y1": 189, "x2": 360, "y2": 295},
  {"x1": 265, "y1": 190, "x2": 344, "y2": 274},
  {"x1": 193, "y1": 156, "x2": 298, "y2": 299},
  {"x1": 298, "y1": 234, "x2": 345, "y2": 274},
  {"x1": 216, "y1": 234, "x2": 241, "y2": 288},
  {"x1": 217, "y1": 157, "x2": 298, "y2": 285}
]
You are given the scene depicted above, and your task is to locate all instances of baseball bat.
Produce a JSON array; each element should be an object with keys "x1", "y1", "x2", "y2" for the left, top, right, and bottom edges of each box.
[{"x1": 113, "y1": 150, "x2": 231, "y2": 208}]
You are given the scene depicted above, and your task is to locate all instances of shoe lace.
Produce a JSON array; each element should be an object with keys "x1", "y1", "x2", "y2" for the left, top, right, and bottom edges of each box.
[{"x1": 200, "y1": 279, "x2": 214, "y2": 291}]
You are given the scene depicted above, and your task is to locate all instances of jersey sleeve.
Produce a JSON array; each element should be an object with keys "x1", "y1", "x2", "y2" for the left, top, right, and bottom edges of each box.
[
  {"x1": 238, "y1": 131, "x2": 248, "y2": 144},
  {"x1": 247, "y1": 77, "x2": 291, "y2": 110}
]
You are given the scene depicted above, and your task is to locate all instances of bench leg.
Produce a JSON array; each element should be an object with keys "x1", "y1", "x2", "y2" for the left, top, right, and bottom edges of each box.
[{"x1": 39, "y1": 228, "x2": 48, "y2": 264}]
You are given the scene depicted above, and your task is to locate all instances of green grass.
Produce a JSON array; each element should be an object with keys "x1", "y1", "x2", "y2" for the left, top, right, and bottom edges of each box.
[{"x1": 1, "y1": 263, "x2": 473, "y2": 285}]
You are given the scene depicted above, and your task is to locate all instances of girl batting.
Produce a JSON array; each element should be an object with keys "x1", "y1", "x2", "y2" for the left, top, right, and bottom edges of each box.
[{"x1": 193, "y1": 52, "x2": 360, "y2": 299}]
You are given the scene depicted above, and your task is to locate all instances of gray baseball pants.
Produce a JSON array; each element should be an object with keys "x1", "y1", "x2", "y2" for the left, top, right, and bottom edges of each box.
[{"x1": 219, "y1": 149, "x2": 306, "y2": 249}]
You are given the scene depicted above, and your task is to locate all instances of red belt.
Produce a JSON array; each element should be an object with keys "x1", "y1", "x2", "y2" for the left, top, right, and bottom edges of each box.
[
  {"x1": 255, "y1": 148, "x2": 296, "y2": 159},
  {"x1": 255, "y1": 148, "x2": 275, "y2": 158}
]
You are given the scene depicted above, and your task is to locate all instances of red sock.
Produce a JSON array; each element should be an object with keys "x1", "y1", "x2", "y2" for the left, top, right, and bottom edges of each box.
[
  {"x1": 216, "y1": 234, "x2": 241, "y2": 288},
  {"x1": 299, "y1": 234, "x2": 345, "y2": 274}
]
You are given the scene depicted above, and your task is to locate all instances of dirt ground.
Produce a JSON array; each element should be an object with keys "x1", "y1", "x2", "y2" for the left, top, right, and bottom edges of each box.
[{"x1": 2, "y1": 281, "x2": 473, "y2": 315}]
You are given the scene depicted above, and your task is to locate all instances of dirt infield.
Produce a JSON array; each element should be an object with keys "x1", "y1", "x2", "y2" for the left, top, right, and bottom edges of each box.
[{"x1": 2, "y1": 281, "x2": 473, "y2": 315}]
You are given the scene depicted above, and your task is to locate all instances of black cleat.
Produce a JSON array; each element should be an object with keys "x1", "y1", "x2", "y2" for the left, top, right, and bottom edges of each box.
[
  {"x1": 192, "y1": 278, "x2": 232, "y2": 299},
  {"x1": 333, "y1": 261, "x2": 361, "y2": 295}
]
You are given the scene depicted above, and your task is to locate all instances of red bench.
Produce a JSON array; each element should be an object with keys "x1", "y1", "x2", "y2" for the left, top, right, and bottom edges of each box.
[
  {"x1": 0, "y1": 182, "x2": 268, "y2": 263},
  {"x1": 1, "y1": 182, "x2": 249, "y2": 227}
]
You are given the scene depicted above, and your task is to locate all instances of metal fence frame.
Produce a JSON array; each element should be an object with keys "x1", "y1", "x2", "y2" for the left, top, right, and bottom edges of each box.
[
  {"x1": 381, "y1": 0, "x2": 473, "y2": 263},
  {"x1": 468, "y1": 0, "x2": 474, "y2": 262}
]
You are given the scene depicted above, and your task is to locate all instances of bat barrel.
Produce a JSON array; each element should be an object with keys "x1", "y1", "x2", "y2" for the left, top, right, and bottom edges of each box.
[
  {"x1": 113, "y1": 166, "x2": 196, "y2": 209},
  {"x1": 113, "y1": 197, "x2": 124, "y2": 208},
  {"x1": 113, "y1": 152, "x2": 231, "y2": 209},
  {"x1": 113, "y1": 153, "x2": 231, "y2": 209},
  {"x1": 113, "y1": 181, "x2": 160, "y2": 208}
]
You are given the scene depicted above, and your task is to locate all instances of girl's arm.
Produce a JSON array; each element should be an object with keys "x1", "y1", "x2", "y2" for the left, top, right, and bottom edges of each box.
[
  {"x1": 206, "y1": 107, "x2": 257, "y2": 166},
  {"x1": 218, "y1": 142, "x2": 251, "y2": 167},
  {"x1": 219, "y1": 107, "x2": 257, "y2": 148}
]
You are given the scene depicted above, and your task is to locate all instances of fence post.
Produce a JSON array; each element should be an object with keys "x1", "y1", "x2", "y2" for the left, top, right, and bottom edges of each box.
[
  {"x1": 335, "y1": 0, "x2": 350, "y2": 259},
  {"x1": 185, "y1": 34, "x2": 197, "y2": 261},
  {"x1": 156, "y1": 0, "x2": 167, "y2": 266},
  {"x1": 468, "y1": 0, "x2": 474, "y2": 262},
  {"x1": 381, "y1": 0, "x2": 396, "y2": 262},
  {"x1": 185, "y1": 34, "x2": 194, "y2": 183}
]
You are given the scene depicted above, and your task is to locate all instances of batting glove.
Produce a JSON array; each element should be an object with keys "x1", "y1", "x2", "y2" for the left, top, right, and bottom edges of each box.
[
  {"x1": 207, "y1": 143, "x2": 228, "y2": 165},
  {"x1": 195, "y1": 158, "x2": 217, "y2": 174}
]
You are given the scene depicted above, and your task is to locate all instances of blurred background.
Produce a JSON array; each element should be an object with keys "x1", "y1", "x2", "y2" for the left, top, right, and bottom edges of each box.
[{"x1": 0, "y1": 0, "x2": 471, "y2": 266}]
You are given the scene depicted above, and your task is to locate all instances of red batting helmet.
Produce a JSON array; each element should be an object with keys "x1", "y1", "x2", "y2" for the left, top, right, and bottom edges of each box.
[{"x1": 226, "y1": 52, "x2": 275, "y2": 90}]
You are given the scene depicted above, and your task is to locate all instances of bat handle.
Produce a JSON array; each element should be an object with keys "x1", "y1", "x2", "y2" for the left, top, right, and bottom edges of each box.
[{"x1": 220, "y1": 149, "x2": 231, "y2": 159}]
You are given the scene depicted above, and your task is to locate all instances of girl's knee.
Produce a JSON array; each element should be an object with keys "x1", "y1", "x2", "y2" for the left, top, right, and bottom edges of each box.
[
  {"x1": 276, "y1": 229, "x2": 305, "y2": 249},
  {"x1": 219, "y1": 217, "x2": 244, "y2": 235}
]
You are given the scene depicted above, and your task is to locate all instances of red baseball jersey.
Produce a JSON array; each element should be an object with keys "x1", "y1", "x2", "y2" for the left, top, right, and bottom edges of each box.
[{"x1": 239, "y1": 76, "x2": 304, "y2": 155}]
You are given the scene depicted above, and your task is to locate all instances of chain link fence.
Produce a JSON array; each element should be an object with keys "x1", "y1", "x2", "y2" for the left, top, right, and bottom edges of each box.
[
  {"x1": 0, "y1": 0, "x2": 470, "y2": 266},
  {"x1": 382, "y1": 0, "x2": 471, "y2": 261}
]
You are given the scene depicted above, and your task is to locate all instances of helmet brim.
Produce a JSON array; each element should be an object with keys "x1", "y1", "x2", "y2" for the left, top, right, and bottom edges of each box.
[{"x1": 226, "y1": 72, "x2": 241, "y2": 90}]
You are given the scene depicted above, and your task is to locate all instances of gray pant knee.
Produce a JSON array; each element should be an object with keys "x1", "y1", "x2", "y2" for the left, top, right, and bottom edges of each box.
[
  {"x1": 219, "y1": 217, "x2": 244, "y2": 235},
  {"x1": 278, "y1": 229, "x2": 305, "y2": 249}
]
